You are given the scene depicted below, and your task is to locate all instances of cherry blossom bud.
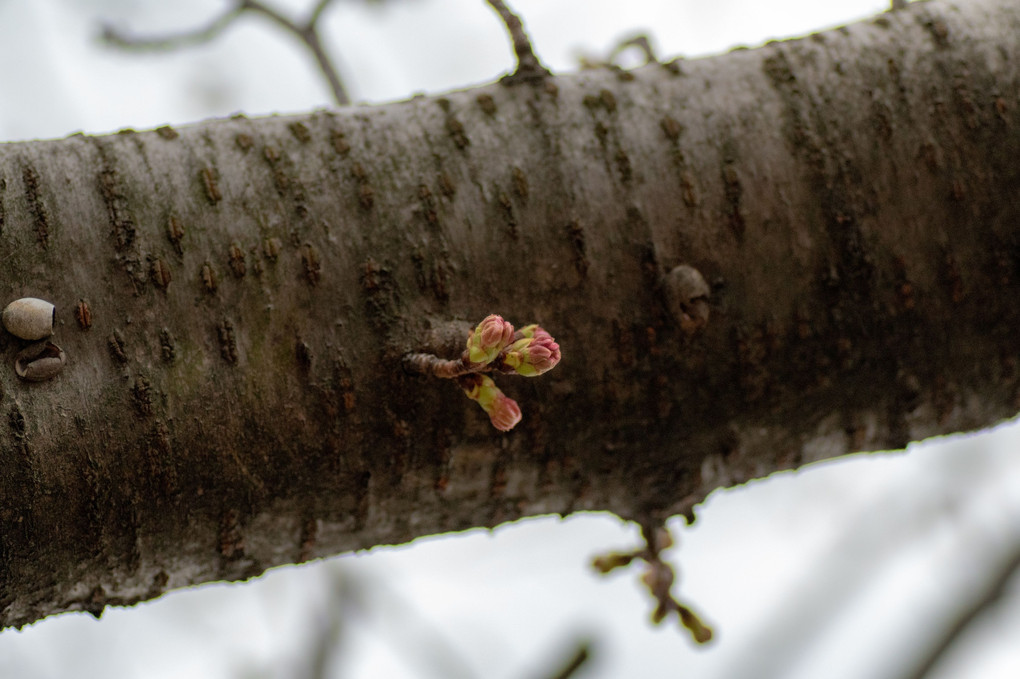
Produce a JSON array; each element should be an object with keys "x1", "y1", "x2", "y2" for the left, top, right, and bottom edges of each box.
[
  {"x1": 517, "y1": 324, "x2": 552, "y2": 341},
  {"x1": 461, "y1": 374, "x2": 522, "y2": 431},
  {"x1": 502, "y1": 333, "x2": 561, "y2": 377},
  {"x1": 466, "y1": 314, "x2": 515, "y2": 365},
  {"x1": 488, "y1": 393, "x2": 523, "y2": 431}
]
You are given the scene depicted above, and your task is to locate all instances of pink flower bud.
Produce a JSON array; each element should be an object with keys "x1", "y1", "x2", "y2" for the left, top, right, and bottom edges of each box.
[
  {"x1": 488, "y1": 393, "x2": 523, "y2": 431},
  {"x1": 502, "y1": 333, "x2": 561, "y2": 377},
  {"x1": 518, "y1": 324, "x2": 553, "y2": 342},
  {"x1": 459, "y1": 374, "x2": 523, "y2": 431},
  {"x1": 466, "y1": 314, "x2": 515, "y2": 365}
]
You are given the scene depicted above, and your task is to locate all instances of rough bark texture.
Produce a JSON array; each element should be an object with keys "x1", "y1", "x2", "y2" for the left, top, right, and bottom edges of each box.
[{"x1": 1, "y1": 0, "x2": 1018, "y2": 628}]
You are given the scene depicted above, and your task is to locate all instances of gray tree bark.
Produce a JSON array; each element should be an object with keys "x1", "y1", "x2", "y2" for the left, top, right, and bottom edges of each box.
[{"x1": 1, "y1": 0, "x2": 1018, "y2": 628}]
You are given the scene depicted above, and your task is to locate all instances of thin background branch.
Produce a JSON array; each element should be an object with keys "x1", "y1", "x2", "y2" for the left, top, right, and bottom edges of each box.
[
  {"x1": 898, "y1": 543, "x2": 1020, "y2": 679},
  {"x1": 483, "y1": 0, "x2": 550, "y2": 82},
  {"x1": 101, "y1": 0, "x2": 350, "y2": 106}
]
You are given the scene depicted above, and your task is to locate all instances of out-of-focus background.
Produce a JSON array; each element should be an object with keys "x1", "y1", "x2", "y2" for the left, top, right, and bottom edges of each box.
[{"x1": 0, "y1": 1, "x2": 1018, "y2": 677}]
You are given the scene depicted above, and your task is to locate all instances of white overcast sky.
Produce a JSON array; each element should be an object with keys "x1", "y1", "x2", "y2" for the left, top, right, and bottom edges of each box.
[{"x1": 0, "y1": 1, "x2": 1018, "y2": 678}]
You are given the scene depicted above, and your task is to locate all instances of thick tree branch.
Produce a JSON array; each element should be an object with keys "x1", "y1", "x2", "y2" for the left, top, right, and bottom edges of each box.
[{"x1": 0, "y1": 0, "x2": 1018, "y2": 629}]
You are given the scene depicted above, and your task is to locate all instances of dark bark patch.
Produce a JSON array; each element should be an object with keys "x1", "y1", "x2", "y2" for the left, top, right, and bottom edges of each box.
[
  {"x1": 159, "y1": 328, "x2": 176, "y2": 364},
  {"x1": 994, "y1": 97, "x2": 1009, "y2": 125},
  {"x1": 263, "y1": 237, "x2": 282, "y2": 261},
  {"x1": 476, "y1": 93, "x2": 497, "y2": 116},
  {"x1": 200, "y1": 167, "x2": 222, "y2": 205},
  {"x1": 235, "y1": 133, "x2": 253, "y2": 152},
  {"x1": 566, "y1": 219, "x2": 588, "y2": 278},
  {"x1": 8, "y1": 404, "x2": 26, "y2": 439},
  {"x1": 75, "y1": 300, "x2": 92, "y2": 330},
  {"x1": 360, "y1": 258, "x2": 399, "y2": 327},
  {"x1": 543, "y1": 80, "x2": 559, "y2": 98},
  {"x1": 942, "y1": 253, "x2": 965, "y2": 303},
  {"x1": 722, "y1": 163, "x2": 747, "y2": 241},
  {"x1": 148, "y1": 421, "x2": 178, "y2": 499},
  {"x1": 298, "y1": 518, "x2": 317, "y2": 562},
  {"x1": 302, "y1": 244, "x2": 321, "y2": 286},
  {"x1": 662, "y1": 58, "x2": 683, "y2": 76},
  {"x1": 0, "y1": 173, "x2": 6, "y2": 236},
  {"x1": 417, "y1": 183, "x2": 438, "y2": 225},
  {"x1": 431, "y1": 259, "x2": 449, "y2": 302},
  {"x1": 84, "y1": 586, "x2": 106, "y2": 619},
  {"x1": 295, "y1": 338, "x2": 312, "y2": 374},
  {"x1": 218, "y1": 320, "x2": 238, "y2": 365},
  {"x1": 922, "y1": 17, "x2": 951, "y2": 49},
  {"x1": 660, "y1": 115, "x2": 683, "y2": 141},
  {"x1": 438, "y1": 171, "x2": 456, "y2": 198},
  {"x1": 498, "y1": 191, "x2": 518, "y2": 239},
  {"x1": 22, "y1": 164, "x2": 50, "y2": 249},
  {"x1": 165, "y1": 215, "x2": 184, "y2": 255},
  {"x1": 228, "y1": 242, "x2": 246, "y2": 278},
  {"x1": 350, "y1": 163, "x2": 375, "y2": 210},
  {"x1": 107, "y1": 331, "x2": 128, "y2": 364},
  {"x1": 599, "y1": 89, "x2": 618, "y2": 113},
  {"x1": 149, "y1": 257, "x2": 171, "y2": 290},
  {"x1": 201, "y1": 262, "x2": 218, "y2": 294},
  {"x1": 358, "y1": 184, "x2": 375, "y2": 210},
  {"x1": 155, "y1": 126, "x2": 179, "y2": 141},
  {"x1": 288, "y1": 121, "x2": 312, "y2": 144},
  {"x1": 680, "y1": 170, "x2": 698, "y2": 207},
  {"x1": 331, "y1": 129, "x2": 350, "y2": 156},
  {"x1": 132, "y1": 376, "x2": 153, "y2": 417},
  {"x1": 615, "y1": 149, "x2": 633, "y2": 183},
  {"x1": 511, "y1": 166, "x2": 529, "y2": 200},
  {"x1": 218, "y1": 509, "x2": 245, "y2": 561},
  {"x1": 446, "y1": 115, "x2": 470, "y2": 150}
]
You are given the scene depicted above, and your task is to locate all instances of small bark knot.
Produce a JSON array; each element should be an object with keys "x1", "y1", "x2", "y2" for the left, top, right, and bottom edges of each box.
[{"x1": 663, "y1": 264, "x2": 711, "y2": 335}]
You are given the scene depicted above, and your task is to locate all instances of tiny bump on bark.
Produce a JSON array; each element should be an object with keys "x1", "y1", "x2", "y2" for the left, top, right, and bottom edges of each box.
[
  {"x1": 228, "y1": 242, "x2": 247, "y2": 278},
  {"x1": 108, "y1": 331, "x2": 128, "y2": 364},
  {"x1": 263, "y1": 237, "x2": 282, "y2": 261},
  {"x1": 476, "y1": 93, "x2": 497, "y2": 116},
  {"x1": 235, "y1": 133, "x2": 254, "y2": 152},
  {"x1": 75, "y1": 300, "x2": 92, "y2": 330},
  {"x1": 160, "y1": 328, "x2": 176, "y2": 364},
  {"x1": 660, "y1": 115, "x2": 683, "y2": 142},
  {"x1": 132, "y1": 376, "x2": 153, "y2": 417},
  {"x1": 22, "y1": 164, "x2": 50, "y2": 249},
  {"x1": 446, "y1": 116, "x2": 470, "y2": 149},
  {"x1": 302, "y1": 244, "x2": 321, "y2": 286},
  {"x1": 150, "y1": 258, "x2": 172, "y2": 290},
  {"x1": 511, "y1": 167, "x2": 529, "y2": 200},
  {"x1": 200, "y1": 167, "x2": 222, "y2": 204},
  {"x1": 218, "y1": 320, "x2": 238, "y2": 365},
  {"x1": 438, "y1": 172, "x2": 456, "y2": 198},
  {"x1": 288, "y1": 121, "x2": 312, "y2": 143},
  {"x1": 201, "y1": 262, "x2": 218, "y2": 294},
  {"x1": 166, "y1": 215, "x2": 184, "y2": 255},
  {"x1": 155, "y1": 126, "x2": 179, "y2": 140},
  {"x1": 331, "y1": 129, "x2": 350, "y2": 155}
]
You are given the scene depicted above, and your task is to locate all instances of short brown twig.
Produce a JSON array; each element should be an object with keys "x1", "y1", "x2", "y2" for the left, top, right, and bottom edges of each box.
[
  {"x1": 101, "y1": 0, "x2": 350, "y2": 106},
  {"x1": 484, "y1": 0, "x2": 551, "y2": 83},
  {"x1": 592, "y1": 522, "x2": 713, "y2": 644}
]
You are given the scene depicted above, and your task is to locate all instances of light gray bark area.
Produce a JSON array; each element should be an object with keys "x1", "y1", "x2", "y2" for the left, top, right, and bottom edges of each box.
[{"x1": 0, "y1": 0, "x2": 1018, "y2": 627}]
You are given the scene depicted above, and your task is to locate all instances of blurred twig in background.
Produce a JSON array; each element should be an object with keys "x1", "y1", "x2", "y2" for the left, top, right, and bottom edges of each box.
[{"x1": 101, "y1": 0, "x2": 350, "y2": 105}]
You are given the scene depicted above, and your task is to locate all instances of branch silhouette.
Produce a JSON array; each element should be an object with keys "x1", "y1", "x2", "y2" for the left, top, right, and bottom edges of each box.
[{"x1": 101, "y1": 0, "x2": 350, "y2": 106}]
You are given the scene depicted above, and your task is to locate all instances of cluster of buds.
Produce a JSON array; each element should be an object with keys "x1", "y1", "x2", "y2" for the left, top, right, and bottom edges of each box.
[{"x1": 404, "y1": 314, "x2": 561, "y2": 432}]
